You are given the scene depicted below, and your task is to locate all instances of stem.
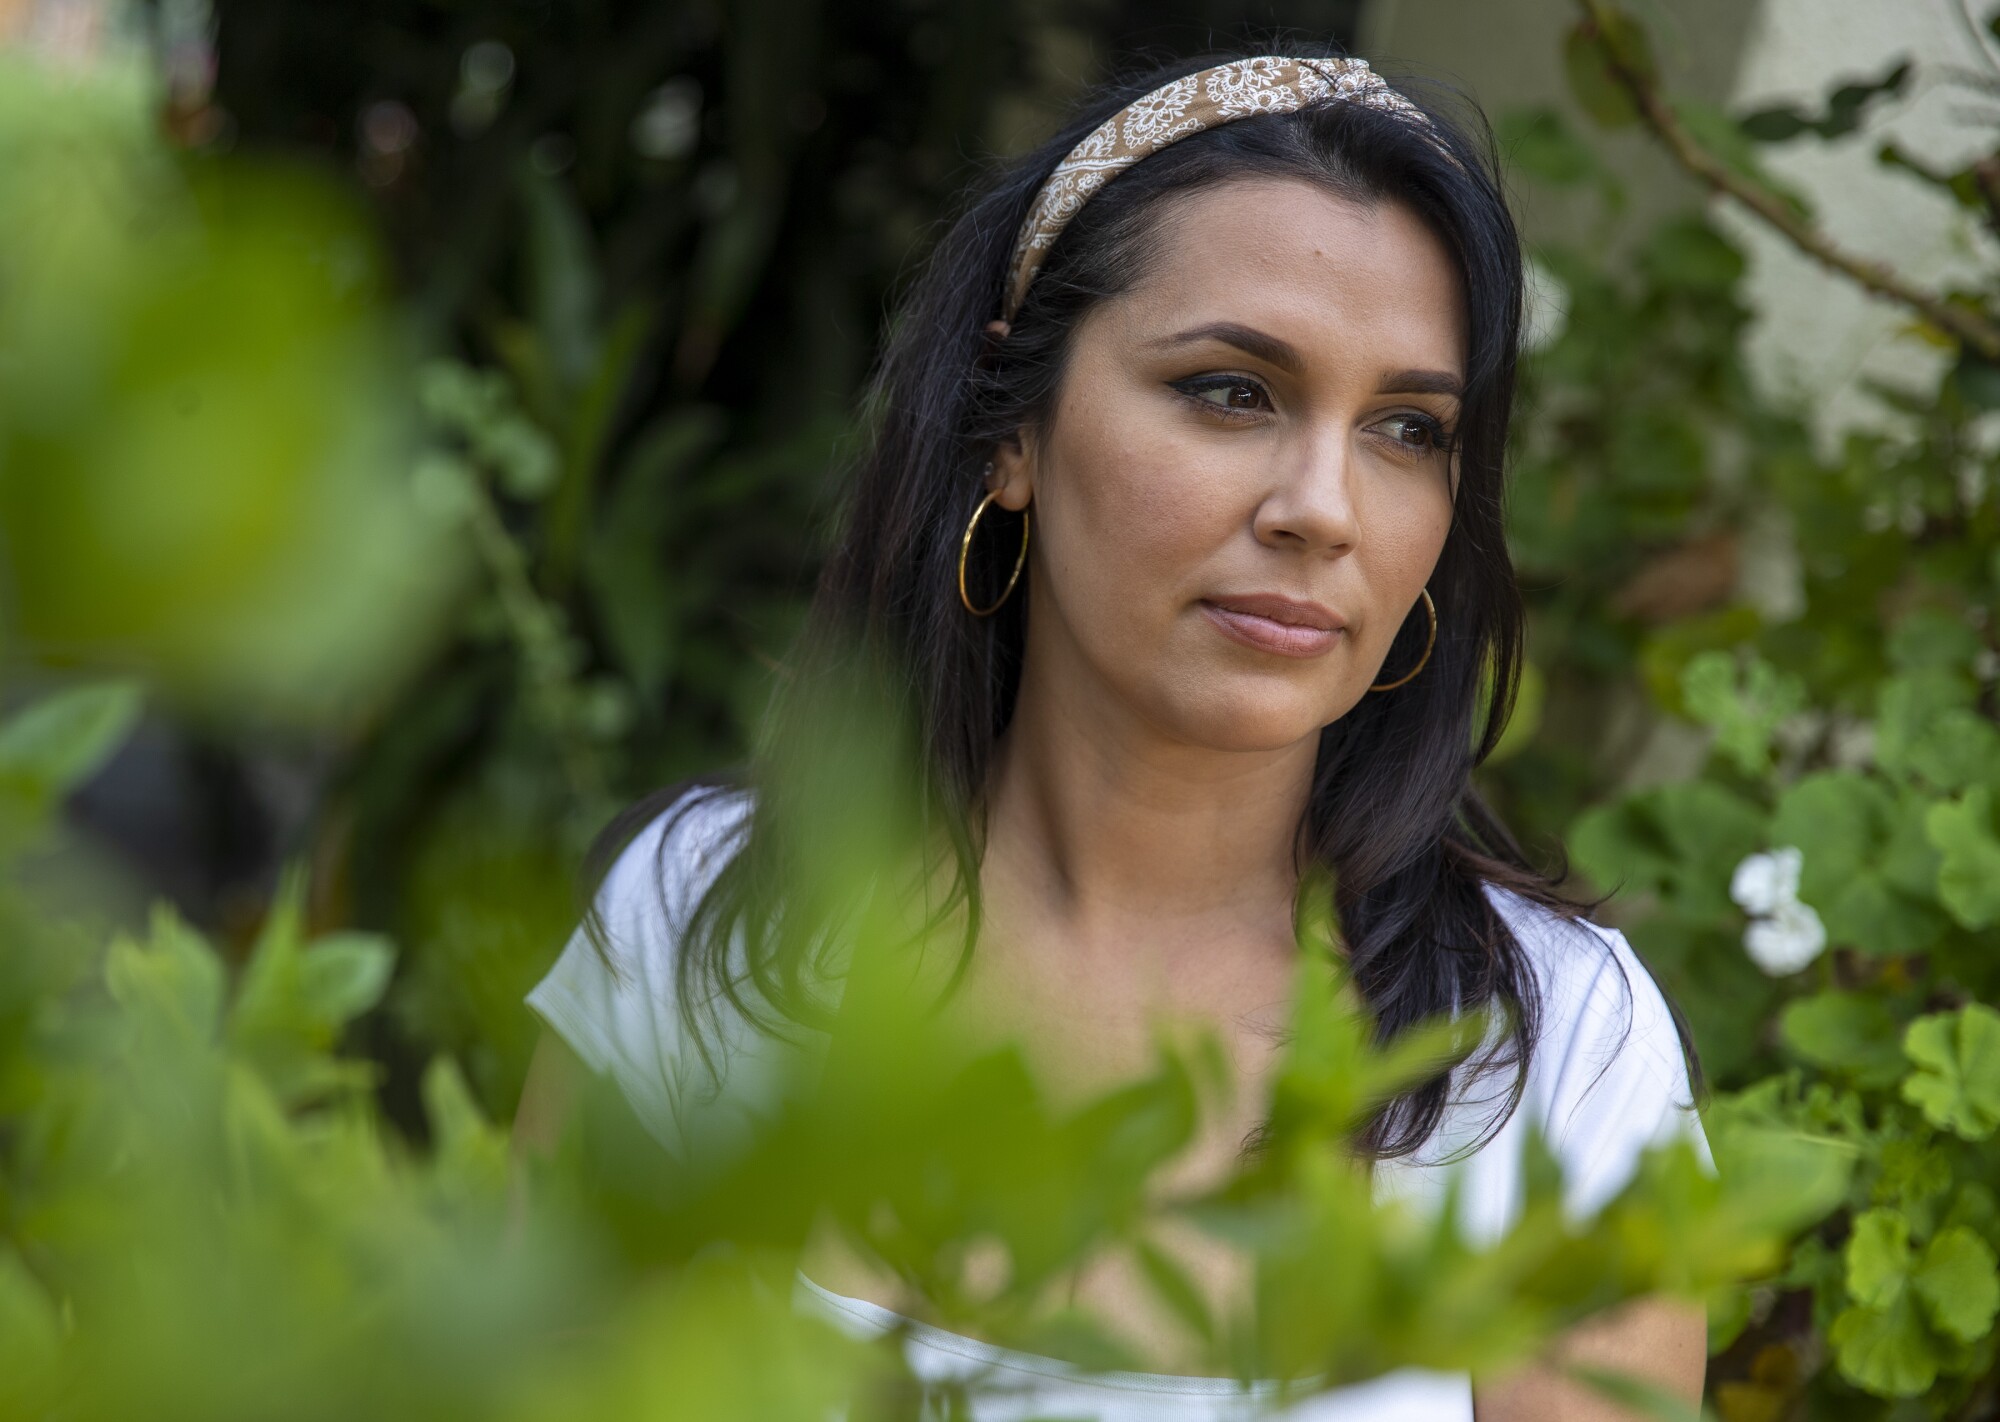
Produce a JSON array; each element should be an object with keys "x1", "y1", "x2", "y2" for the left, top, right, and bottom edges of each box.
[
  {"x1": 1975, "y1": 157, "x2": 2000, "y2": 243},
  {"x1": 1576, "y1": 0, "x2": 2000, "y2": 362},
  {"x1": 1949, "y1": 1363, "x2": 1998, "y2": 1422},
  {"x1": 462, "y1": 478, "x2": 606, "y2": 807}
]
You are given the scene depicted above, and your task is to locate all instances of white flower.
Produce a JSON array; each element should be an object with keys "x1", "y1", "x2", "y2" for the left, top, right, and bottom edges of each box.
[
  {"x1": 1730, "y1": 846, "x2": 1803, "y2": 917},
  {"x1": 1744, "y1": 898, "x2": 1828, "y2": 976},
  {"x1": 1731, "y1": 846, "x2": 1827, "y2": 975}
]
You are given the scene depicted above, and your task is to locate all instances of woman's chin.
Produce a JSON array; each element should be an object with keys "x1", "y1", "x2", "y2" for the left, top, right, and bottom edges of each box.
[{"x1": 1164, "y1": 689, "x2": 1355, "y2": 755}]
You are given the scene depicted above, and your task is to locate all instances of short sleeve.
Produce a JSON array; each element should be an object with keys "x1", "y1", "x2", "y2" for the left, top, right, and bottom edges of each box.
[
  {"x1": 1525, "y1": 910, "x2": 1714, "y2": 1222},
  {"x1": 1376, "y1": 891, "x2": 1713, "y2": 1243},
  {"x1": 525, "y1": 788, "x2": 755, "y2": 1157}
]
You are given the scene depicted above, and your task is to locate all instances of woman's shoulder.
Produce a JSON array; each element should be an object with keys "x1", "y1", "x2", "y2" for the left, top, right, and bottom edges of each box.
[
  {"x1": 1428, "y1": 882, "x2": 1709, "y2": 1225},
  {"x1": 1478, "y1": 881, "x2": 1695, "y2": 1114},
  {"x1": 523, "y1": 783, "x2": 758, "y2": 1151},
  {"x1": 589, "y1": 782, "x2": 756, "y2": 952}
]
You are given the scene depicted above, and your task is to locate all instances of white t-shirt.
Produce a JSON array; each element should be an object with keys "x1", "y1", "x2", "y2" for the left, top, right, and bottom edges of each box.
[{"x1": 526, "y1": 787, "x2": 1711, "y2": 1421}]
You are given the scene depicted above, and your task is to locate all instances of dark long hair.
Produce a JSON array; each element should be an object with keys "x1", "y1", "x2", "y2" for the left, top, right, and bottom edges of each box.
[{"x1": 587, "y1": 45, "x2": 1697, "y2": 1159}]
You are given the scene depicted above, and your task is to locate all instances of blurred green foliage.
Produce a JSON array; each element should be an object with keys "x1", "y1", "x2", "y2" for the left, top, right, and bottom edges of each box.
[
  {"x1": 0, "y1": 51, "x2": 464, "y2": 729},
  {"x1": 209, "y1": 0, "x2": 1097, "y2": 1115},
  {"x1": 0, "y1": 662, "x2": 1800, "y2": 1421},
  {"x1": 1, "y1": 0, "x2": 1998, "y2": 1417},
  {"x1": 1525, "y1": 9, "x2": 2000, "y2": 1417}
]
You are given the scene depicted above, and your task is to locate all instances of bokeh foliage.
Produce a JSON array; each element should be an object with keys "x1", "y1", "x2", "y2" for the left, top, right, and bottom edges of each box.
[
  {"x1": 1506, "y1": 7, "x2": 2000, "y2": 1416},
  {"x1": 0, "y1": 0, "x2": 1998, "y2": 1418},
  {"x1": 211, "y1": 0, "x2": 1114, "y2": 1114},
  {"x1": 0, "y1": 666, "x2": 1804, "y2": 1422}
]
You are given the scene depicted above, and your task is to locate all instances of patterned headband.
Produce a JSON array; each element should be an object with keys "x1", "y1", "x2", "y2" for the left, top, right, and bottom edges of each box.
[{"x1": 1001, "y1": 56, "x2": 1447, "y2": 322}]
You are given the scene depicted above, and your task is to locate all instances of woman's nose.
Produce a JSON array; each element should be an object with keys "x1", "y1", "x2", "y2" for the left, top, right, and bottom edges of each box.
[{"x1": 1251, "y1": 430, "x2": 1360, "y2": 556}]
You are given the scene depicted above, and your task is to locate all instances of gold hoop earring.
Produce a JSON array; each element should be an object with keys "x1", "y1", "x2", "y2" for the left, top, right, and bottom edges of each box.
[
  {"x1": 957, "y1": 487, "x2": 1030, "y2": 616},
  {"x1": 1369, "y1": 587, "x2": 1437, "y2": 692}
]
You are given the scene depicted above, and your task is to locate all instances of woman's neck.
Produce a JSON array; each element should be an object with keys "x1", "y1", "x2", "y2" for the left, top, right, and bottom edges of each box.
[{"x1": 982, "y1": 660, "x2": 1318, "y2": 938}]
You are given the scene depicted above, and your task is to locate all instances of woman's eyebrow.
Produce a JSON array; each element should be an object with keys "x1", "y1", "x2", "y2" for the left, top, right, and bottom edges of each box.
[
  {"x1": 1150, "y1": 321, "x2": 1303, "y2": 374},
  {"x1": 1151, "y1": 324, "x2": 1465, "y2": 400}
]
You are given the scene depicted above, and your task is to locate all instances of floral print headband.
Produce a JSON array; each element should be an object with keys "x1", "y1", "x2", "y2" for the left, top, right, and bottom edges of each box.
[{"x1": 1001, "y1": 56, "x2": 1447, "y2": 322}]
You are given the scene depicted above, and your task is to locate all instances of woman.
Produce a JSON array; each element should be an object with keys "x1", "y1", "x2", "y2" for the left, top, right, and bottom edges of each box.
[{"x1": 515, "y1": 49, "x2": 1710, "y2": 1420}]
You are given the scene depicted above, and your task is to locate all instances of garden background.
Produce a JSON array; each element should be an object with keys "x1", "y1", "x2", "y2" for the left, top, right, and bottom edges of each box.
[{"x1": 2, "y1": 0, "x2": 1999, "y2": 1418}]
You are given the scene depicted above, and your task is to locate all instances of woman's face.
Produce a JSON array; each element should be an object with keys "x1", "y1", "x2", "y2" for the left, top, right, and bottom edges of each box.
[{"x1": 991, "y1": 177, "x2": 1467, "y2": 754}]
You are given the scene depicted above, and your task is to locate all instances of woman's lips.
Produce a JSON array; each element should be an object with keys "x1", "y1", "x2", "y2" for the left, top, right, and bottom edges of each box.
[{"x1": 1200, "y1": 597, "x2": 1345, "y2": 659}]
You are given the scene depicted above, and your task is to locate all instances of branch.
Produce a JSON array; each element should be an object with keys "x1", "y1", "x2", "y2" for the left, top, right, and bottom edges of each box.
[
  {"x1": 1576, "y1": 0, "x2": 2000, "y2": 362},
  {"x1": 1975, "y1": 156, "x2": 2000, "y2": 242}
]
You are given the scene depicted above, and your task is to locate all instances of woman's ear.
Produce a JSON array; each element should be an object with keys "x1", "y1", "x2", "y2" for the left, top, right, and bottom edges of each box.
[
  {"x1": 987, "y1": 432, "x2": 1034, "y2": 512},
  {"x1": 979, "y1": 319, "x2": 1034, "y2": 511}
]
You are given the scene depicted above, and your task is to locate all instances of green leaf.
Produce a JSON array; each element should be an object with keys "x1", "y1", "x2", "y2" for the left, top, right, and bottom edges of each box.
[
  {"x1": 296, "y1": 934, "x2": 394, "y2": 1026},
  {"x1": 1780, "y1": 993, "x2": 1905, "y2": 1086},
  {"x1": 421, "y1": 1054, "x2": 508, "y2": 1203},
  {"x1": 1910, "y1": 710, "x2": 2000, "y2": 793},
  {"x1": 1873, "y1": 1137, "x2": 1953, "y2": 1216},
  {"x1": 1497, "y1": 105, "x2": 1607, "y2": 188},
  {"x1": 1565, "y1": 1363, "x2": 1706, "y2": 1422},
  {"x1": 1570, "y1": 780, "x2": 1768, "y2": 920},
  {"x1": 0, "y1": 1244, "x2": 59, "y2": 1369},
  {"x1": 1771, "y1": 771, "x2": 1889, "y2": 898},
  {"x1": 1767, "y1": 773, "x2": 1944, "y2": 953},
  {"x1": 1942, "y1": 1182, "x2": 2000, "y2": 1248},
  {"x1": 1563, "y1": 16, "x2": 1643, "y2": 128},
  {"x1": 1888, "y1": 609, "x2": 1981, "y2": 673},
  {"x1": 1610, "y1": 407, "x2": 1706, "y2": 496},
  {"x1": 1658, "y1": 782, "x2": 1764, "y2": 863},
  {"x1": 1569, "y1": 799, "x2": 1676, "y2": 895},
  {"x1": 1132, "y1": 1237, "x2": 1216, "y2": 1346},
  {"x1": 0, "y1": 679, "x2": 142, "y2": 794},
  {"x1": 1956, "y1": 351, "x2": 2000, "y2": 411},
  {"x1": 1926, "y1": 789, "x2": 2000, "y2": 930},
  {"x1": 104, "y1": 903, "x2": 227, "y2": 1047},
  {"x1": 1815, "y1": 60, "x2": 1911, "y2": 137},
  {"x1": 1901, "y1": 1005, "x2": 2000, "y2": 1140},
  {"x1": 1, "y1": 157, "x2": 462, "y2": 729},
  {"x1": 517, "y1": 163, "x2": 602, "y2": 392},
  {"x1": 1638, "y1": 216, "x2": 1745, "y2": 293},
  {"x1": 423, "y1": 1053, "x2": 487, "y2": 1148},
  {"x1": 1881, "y1": 787, "x2": 1945, "y2": 900},
  {"x1": 1830, "y1": 1296, "x2": 1939, "y2": 1397},
  {"x1": 485, "y1": 415, "x2": 562, "y2": 501},
  {"x1": 1735, "y1": 60, "x2": 1910, "y2": 143},
  {"x1": 584, "y1": 407, "x2": 726, "y2": 699},
  {"x1": 1737, "y1": 106, "x2": 1811, "y2": 142},
  {"x1": 1703, "y1": 1088, "x2": 1857, "y2": 1236},
  {"x1": 227, "y1": 867, "x2": 395, "y2": 1105},
  {"x1": 1845, "y1": 1208, "x2": 1912, "y2": 1309},
  {"x1": 1913, "y1": 1225, "x2": 2000, "y2": 1344},
  {"x1": 1820, "y1": 874, "x2": 1942, "y2": 958},
  {"x1": 1681, "y1": 649, "x2": 1805, "y2": 774},
  {"x1": 1878, "y1": 670, "x2": 1992, "y2": 788},
  {"x1": 542, "y1": 300, "x2": 655, "y2": 583},
  {"x1": 1706, "y1": 1284, "x2": 1754, "y2": 1355}
]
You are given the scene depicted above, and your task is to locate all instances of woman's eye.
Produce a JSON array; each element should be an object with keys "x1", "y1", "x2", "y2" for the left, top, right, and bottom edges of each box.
[
  {"x1": 1173, "y1": 376, "x2": 1272, "y2": 415},
  {"x1": 1377, "y1": 413, "x2": 1455, "y2": 455}
]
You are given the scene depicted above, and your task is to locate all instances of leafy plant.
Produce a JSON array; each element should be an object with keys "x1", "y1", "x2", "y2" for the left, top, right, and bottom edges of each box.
[
  {"x1": 0, "y1": 673, "x2": 1812, "y2": 1422},
  {"x1": 6, "y1": 2, "x2": 1999, "y2": 1418},
  {"x1": 1544, "y1": 5, "x2": 2000, "y2": 1414}
]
